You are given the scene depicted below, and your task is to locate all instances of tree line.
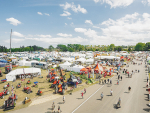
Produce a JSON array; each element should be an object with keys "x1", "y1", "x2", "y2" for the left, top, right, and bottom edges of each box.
[
  {"x1": 48, "y1": 42, "x2": 150, "y2": 52},
  {"x1": 49, "y1": 44, "x2": 134, "y2": 52},
  {"x1": 0, "y1": 45, "x2": 45, "y2": 52},
  {"x1": 0, "y1": 42, "x2": 149, "y2": 52}
]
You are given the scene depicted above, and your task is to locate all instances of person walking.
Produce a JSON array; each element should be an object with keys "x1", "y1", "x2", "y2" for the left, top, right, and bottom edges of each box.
[
  {"x1": 121, "y1": 76, "x2": 122, "y2": 81},
  {"x1": 107, "y1": 79, "x2": 109, "y2": 83},
  {"x1": 63, "y1": 96, "x2": 65, "y2": 104},
  {"x1": 84, "y1": 88, "x2": 86, "y2": 94},
  {"x1": 101, "y1": 92, "x2": 104, "y2": 100},
  {"x1": 81, "y1": 92, "x2": 84, "y2": 99},
  {"x1": 52, "y1": 101, "x2": 55, "y2": 113},
  {"x1": 99, "y1": 78, "x2": 101, "y2": 84},
  {"x1": 110, "y1": 79, "x2": 112, "y2": 84},
  {"x1": 117, "y1": 80, "x2": 119, "y2": 85},
  {"x1": 58, "y1": 105, "x2": 62, "y2": 113}
]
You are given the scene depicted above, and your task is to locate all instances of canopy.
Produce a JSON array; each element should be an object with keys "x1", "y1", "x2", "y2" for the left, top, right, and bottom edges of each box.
[
  {"x1": 94, "y1": 63, "x2": 103, "y2": 72},
  {"x1": 80, "y1": 68, "x2": 88, "y2": 72},
  {"x1": 0, "y1": 59, "x2": 7, "y2": 63},
  {"x1": 59, "y1": 61, "x2": 72, "y2": 70}
]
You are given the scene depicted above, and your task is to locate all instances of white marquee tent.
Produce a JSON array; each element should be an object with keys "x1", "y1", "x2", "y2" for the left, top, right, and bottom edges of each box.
[{"x1": 6, "y1": 68, "x2": 41, "y2": 81}]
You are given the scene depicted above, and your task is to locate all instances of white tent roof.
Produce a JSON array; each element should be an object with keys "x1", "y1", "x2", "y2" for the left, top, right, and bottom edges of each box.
[{"x1": 6, "y1": 68, "x2": 41, "y2": 81}]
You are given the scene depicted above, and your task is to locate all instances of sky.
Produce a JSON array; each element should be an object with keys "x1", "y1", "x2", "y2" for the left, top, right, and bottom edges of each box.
[{"x1": 0, "y1": 0, "x2": 150, "y2": 48}]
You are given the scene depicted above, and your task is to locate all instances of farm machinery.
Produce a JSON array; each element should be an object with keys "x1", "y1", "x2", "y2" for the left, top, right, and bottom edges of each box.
[
  {"x1": 67, "y1": 74, "x2": 82, "y2": 86},
  {"x1": 16, "y1": 83, "x2": 21, "y2": 88},
  {"x1": 3, "y1": 83, "x2": 10, "y2": 89},
  {"x1": 5, "y1": 66, "x2": 12, "y2": 74},
  {"x1": 55, "y1": 82, "x2": 68, "y2": 95},
  {"x1": 3, "y1": 94, "x2": 18, "y2": 110},
  {"x1": 23, "y1": 86, "x2": 32, "y2": 94},
  {"x1": 27, "y1": 80, "x2": 31, "y2": 84},
  {"x1": 50, "y1": 78, "x2": 61, "y2": 88},
  {"x1": 37, "y1": 89, "x2": 43, "y2": 96}
]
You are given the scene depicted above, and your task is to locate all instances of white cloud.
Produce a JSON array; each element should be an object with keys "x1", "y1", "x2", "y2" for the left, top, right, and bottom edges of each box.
[
  {"x1": 148, "y1": 0, "x2": 150, "y2": 5},
  {"x1": 5, "y1": 38, "x2": 25, "y2": 43},
  {"x1": 67, "y1": 17, "x2": 72, "y2": 20},
  {"x1": 60, "y1": 11, "x2": 71, "y2": 16},
  {"x1": 94, "y1": 0, "x2": 100, "y2": 3},
  {"x1": 94, "y1": 0, "x2": 134, "y2": 8},
  {"x1": 57, "y1": 33, "x2": 72, "y2": 37},
  {"x1": 73, "y1": 12, "x2": 150, "y2": 45},
  {"x1": 85, "y1": 20, "x2": 93, "y2": 25},
  {"x1": 60, "y1": 2, "x2": 87, "y2": 14},
  {"x1": 70, "y1": 22, "x2": 74, "y2": 26},
  {"x1": 26, "y1": 36, "x2": 87, "y2": 44},
  {"x1": 6, "y1": 18, "x2": 21, "y2": 26},
  {"x1": 65, "y1": 23, "x2": 67, "y2": 25},
  {"x1": 44, "y1": 13, "x2": 50, "y2": 16},
  {"x1": 142, "y1": 0, "x2": 150, "y2": 5},
  {"x1": 99, "y1": 12, "x2": 150, "y2": 44},
  {"x1": 93, "y1": 26, "x2": 100, "y2": 28},
  {"x1": 36, "y1": 35, "x2": 51, "y2": 38},
  {"x1": 12, "y1": 31, "x2": 24, "y2": 37},
  {"x1": 75, "y1": 28, "x2": 101, "y2": 39},
  {"x1": 37, "y1": 12, "x2": 43, "y2": 15}
]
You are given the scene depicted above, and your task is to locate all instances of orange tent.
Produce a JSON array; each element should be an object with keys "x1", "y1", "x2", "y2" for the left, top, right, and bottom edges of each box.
[
  {"x1": 80, "y1": 68, "x2": 88, "y2": 72},
  {"x1": 94, "y1": 64, "x2": 99, "y2": 71}
]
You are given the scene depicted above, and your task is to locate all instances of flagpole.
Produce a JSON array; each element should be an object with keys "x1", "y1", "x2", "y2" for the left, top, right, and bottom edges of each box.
[{"x1": 10, "y1": 29, "x2": 12, "y2": 55}]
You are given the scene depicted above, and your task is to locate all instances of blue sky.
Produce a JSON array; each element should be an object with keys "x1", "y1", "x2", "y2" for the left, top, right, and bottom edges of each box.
[{"x1": 0, "y1": 0, "x2": 150, "y2": 48}]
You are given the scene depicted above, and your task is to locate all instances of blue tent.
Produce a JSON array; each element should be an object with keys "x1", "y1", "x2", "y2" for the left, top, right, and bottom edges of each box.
[{"x1": 0, "y1": 59, "x2": 7, "y2": 63}]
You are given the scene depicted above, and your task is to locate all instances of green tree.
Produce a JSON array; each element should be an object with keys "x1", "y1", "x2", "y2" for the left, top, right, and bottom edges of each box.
[
  {"x1": 145, "y1": 42, "x2": 150, "y2": 51},
  {"x1": 128, "y1": 46, "x2": 132, "y2": 52},
  {"x1": 135, "y1": 42, "x2": 145, "y2": 51},
  {"x1": 109, "y1": 44, "x2": 115, "y2": 51},
  {"x1": 49, "y1": 45, "x2": 54, "y2": 51}
]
